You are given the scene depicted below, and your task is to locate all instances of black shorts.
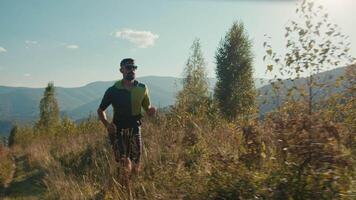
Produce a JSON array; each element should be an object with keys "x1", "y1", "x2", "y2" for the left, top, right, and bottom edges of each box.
[{"x1": 109, "y1": 126, "x2": 142, "y2": 163}]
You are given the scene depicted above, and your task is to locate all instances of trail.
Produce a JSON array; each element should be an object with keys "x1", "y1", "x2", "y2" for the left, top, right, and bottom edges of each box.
[
  {"x1": 1, "y1": 155, "x2": 46, "y2": 200},
  {"x1": 3, "y1": 155, "x2": 16, "y2": 189}
]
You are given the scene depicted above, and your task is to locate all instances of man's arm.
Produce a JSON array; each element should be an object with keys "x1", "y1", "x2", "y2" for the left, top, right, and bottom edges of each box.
[
  {"x1": 98, "y1": 88, "x2": 117, "y2": 132},
  {"x1": 97, "y1": 108, "x2": 116, "y2": 133},
  {"x1": 142, "y1": 87, "x2": 156, "y2": 116},
  {"x1": 97, "y1": 108, "x2": 110, "y2": 127}
]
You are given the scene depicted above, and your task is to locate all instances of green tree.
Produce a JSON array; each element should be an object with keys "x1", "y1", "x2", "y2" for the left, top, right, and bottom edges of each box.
[
  {"x1": 342, "y1": 64, "x2": 356, "y2": 133},
  {"x1": 8, "y1": 124, "x2": 18, "y2": 147},
  {"x1": 215, "y1": 21, "x2": 257, "y2": 121},
  {"x1": 176, "y1": 39, "x2": 210, "y2": 115},
  {"x1": 36, "y1": 82, "x2": 60, "y2": 130},
  {"x1": 61, "y1": 115, "x2": 76, "y2": 134},
  {"x1": 264, "y1": 0, "x2": 354, "y2": 115}
]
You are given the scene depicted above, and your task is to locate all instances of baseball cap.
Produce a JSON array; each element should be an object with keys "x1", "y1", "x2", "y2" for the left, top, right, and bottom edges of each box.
[{"x1": 120, "y1": 58, "x2": 138, "y2": 68}]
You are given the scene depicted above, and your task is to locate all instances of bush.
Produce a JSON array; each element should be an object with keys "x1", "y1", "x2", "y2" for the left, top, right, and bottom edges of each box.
[{"x1": 0, "y1": 145, "x2": 14, "y2": 187}]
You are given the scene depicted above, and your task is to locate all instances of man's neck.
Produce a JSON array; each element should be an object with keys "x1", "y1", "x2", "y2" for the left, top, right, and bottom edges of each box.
[{"x1": 122, "y1": 79, "x2": 135, "y2": 88}]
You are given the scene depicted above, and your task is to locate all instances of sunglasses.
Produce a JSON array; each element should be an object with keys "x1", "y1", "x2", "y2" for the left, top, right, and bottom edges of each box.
[{"x1": 124, "y1": 65, "x2": 138, "y2": 71}]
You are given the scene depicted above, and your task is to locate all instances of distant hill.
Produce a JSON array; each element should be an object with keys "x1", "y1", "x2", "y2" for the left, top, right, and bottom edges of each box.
[
  {"x1": 65, "y1": 76, "x2": 182, "y2": 119},
  {"x1": 0, "y1": 76, "x2": 268, "y2": 123},
  {"x1": 0, "y1": 76, "x2": 178, "y2": 123},
  {"x1": 258, "y1": 66, "x2": 348, "y2": 116},
  {"x1": 0, "y1": 120, "x2": 12, "y2": 137},
  {"x1": 0, "y1": 67, "x2": 348, "y2": 138}
]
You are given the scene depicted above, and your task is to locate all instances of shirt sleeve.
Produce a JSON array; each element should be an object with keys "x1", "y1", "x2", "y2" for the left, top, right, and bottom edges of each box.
[
  {"x1": 142, "y1": 87, "x2": 151, "y2": 112},
  {"x1": 99, "y1": 88, "x2": 112, "y2": 110}
]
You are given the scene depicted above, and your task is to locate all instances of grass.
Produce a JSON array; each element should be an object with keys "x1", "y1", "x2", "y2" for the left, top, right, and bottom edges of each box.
[
  {"x1": 1, "y1": 155, "x2": 46, "y2": 200},
  {"x1": 3, "y1": 102, "x2": 356, "y2": 199},
  {"x1": 0, "y1": 146, "x2": 15, "y2": 197}
]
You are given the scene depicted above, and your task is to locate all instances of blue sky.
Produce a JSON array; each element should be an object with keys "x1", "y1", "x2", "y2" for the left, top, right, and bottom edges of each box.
[{"x1": 0, "y1": 0, "x2": 355, "y2": 87}]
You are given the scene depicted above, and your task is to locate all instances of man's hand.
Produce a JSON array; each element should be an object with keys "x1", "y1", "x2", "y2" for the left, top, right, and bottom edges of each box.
[
  {"x1": 106, "y1": 123, "x2": 117, "y2": 134},
  {"x1": 97, "y1": 108, "x2": 116, "y2": 134},
  {"x1": 147, "y1": 106, "x2": 156, "y2": 116}
]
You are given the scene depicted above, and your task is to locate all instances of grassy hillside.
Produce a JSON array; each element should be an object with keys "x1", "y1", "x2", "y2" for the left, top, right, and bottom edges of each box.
[
  {"x1": 3, "y1": 86, "x2": 355, "y2": 199},
  {"x1": 6, "y1": 116, "x2": 356, "y2": 199},
  {"x1": 1, "y1": 65, "x2": 354, "y2": 199}
]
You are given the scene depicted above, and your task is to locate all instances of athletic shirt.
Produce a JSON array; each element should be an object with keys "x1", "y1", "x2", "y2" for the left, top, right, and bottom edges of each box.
[{"x1": 99, "y1": 79, "x2": 151, "y2": 128}]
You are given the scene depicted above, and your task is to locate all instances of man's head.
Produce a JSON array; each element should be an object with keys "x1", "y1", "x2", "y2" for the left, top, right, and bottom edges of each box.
[{"x1": 120, "y1": 58, "x2": 137, "y2": 81}]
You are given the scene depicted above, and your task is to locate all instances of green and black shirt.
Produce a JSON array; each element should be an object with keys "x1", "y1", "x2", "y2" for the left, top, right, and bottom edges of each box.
[{"x1": 99, "y1": 79, "x2": 151, "y2": 128}]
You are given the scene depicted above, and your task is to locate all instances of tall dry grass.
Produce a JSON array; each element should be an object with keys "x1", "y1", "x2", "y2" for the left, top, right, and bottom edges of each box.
[
  {"x1": 9, "y1": 100, "x2": 356, "y2": 199},
  {"x1": 0, "y1": 145, "x2": 14, "y2": 188}
]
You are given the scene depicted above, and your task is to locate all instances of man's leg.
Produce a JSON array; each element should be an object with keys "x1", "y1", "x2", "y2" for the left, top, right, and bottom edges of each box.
[
  {"x1": 119, "y1": 157, "x2": 132, "y2": 194},
  {"x1": 131, "y1": 126, "x2": 142, "y2": 175},
  {"x1": 112, "y1": 128, "x2": 133, "y2": 191},
  {"x1": 120, "y1": 128, "x2": 137, "y2": 196},
  {"x1": 109, "y1": 130, "x2": 121, "y2": 163}
]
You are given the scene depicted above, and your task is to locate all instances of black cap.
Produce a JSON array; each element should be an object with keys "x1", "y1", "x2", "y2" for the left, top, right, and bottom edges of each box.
[{"x1": 120, "y1": 58, "x2": 137, "y2": 68}]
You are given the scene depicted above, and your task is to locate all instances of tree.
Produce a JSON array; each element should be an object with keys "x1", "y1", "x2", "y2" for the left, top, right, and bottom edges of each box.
[
  {"x1": 176, "y1": 39, "x2": 210, "y2": 115},
  {"x1": 342, "y1": 64, "x2": 356, "y2": 131},
  {"x1": 215, "y1": 21, "x2": 257, "y2": 121},
  {"x1": 36, "y1": 82, "x2": 60, "y2": 130},
  {"x1": 8, "y1": 124, "x2": 18, "y2": 147},
  {"x1": 264, "y1": 0, "x2": 354, "y2": 115},
  {"x1": 261, "y1": 1, "x2": 355, "y2": 197}
]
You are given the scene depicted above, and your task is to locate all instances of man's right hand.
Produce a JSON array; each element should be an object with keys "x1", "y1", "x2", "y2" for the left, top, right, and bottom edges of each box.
[
  {"x1": 147, "y1": 106, "x2": 157, "y2": 116},
  {"x1": 106, "y1": 123, "x2": 117, "y2": 134}
]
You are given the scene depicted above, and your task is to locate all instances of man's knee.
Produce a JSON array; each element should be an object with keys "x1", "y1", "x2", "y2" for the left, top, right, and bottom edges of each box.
[
  {"x1": 132, "y1": 162, "x2": 141, "y2": 175},
  {"x1": 120, "y1": 157, "x2": 132, "y2": 172}
]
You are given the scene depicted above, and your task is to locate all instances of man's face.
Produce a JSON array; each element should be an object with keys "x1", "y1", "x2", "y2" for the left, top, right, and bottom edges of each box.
[{"x1": 121, "y1": 63, "x2": 137, "y2": 81}]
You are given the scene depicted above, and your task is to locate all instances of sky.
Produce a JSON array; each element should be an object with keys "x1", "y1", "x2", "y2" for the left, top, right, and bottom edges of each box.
[{"x1": 0, "y1": 0, "x2": 355, "y2": 88}]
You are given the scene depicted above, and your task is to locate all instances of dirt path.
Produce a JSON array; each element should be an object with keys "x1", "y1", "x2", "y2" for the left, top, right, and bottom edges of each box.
[
  {"x1": 2, "y1": 154, "x2": 16, "y2": 189},
  {"x1": 1, "y1": 155, "x2": 46, "y2": 200}
]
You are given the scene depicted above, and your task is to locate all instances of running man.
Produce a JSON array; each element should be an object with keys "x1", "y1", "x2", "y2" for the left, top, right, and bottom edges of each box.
[{"x1": 97, "y1": 58, "x2": 156, "y2": 190}]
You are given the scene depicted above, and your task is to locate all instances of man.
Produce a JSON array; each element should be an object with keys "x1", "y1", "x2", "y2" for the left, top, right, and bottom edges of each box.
[{"x1": 97, "y1": 58, "x2": 156, "y2": 187}]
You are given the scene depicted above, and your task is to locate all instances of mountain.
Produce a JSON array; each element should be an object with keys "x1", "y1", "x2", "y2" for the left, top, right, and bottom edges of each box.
[
  {"x1": 0, "y1": 76, "x2": 268, "y2": 123},
  {"x1": 0, "y1": 77, "x2": 173, "y2": 122},
  {"x1": 258, "y1": 66, "x2": 348, "y2": 115},
  {"x1": 65, "y1": 76, "x2": 182, "y2": 119},
  {"x1": 0, "y1": 120, "x2": 12, "y2": 138},
  {"x1": 0, "y1": 67, "x2": 347, "y2": 137}
]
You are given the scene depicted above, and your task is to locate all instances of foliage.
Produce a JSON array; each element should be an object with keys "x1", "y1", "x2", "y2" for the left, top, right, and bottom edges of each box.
[
  {"x1": 35, "y1": 82, "x2": 60, "y2": 131},
  {"x1": 4, "y1": 2, "x2": 355, "y2": 198},
  {"x1": 339, "y1": 64, "x2": 356, "y2": 132},
  {"x1": 7, "y1": 97, "x2": 355, "y2": 199},
  {"x1": 176, "y1": 38, "x2": 210, "y2": 116},
  {"x1": 263, "y1": 104, "x2": 353, "y2": 199},
  {"x1": 0, "y1": 145, "x2": 14, "y2": 187},
  {"x1": 263, "y1": 0, "x2": 354, "y2": 115},
  {"x1": 8, "y1": 124, "x2": 18, "y2": 147},
  {"x1": 215, "y1": 21, "x2": 257, "y2": 121}
]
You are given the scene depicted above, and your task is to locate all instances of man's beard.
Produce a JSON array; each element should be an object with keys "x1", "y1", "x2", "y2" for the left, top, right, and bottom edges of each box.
[{"x1": 125, "y1": 73, "x2": 135, "y2": 81}]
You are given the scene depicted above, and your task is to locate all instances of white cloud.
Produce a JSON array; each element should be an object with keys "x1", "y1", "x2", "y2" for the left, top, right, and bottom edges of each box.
[
  {"x1": 114, "y1": 29, "x2": 159, "y2": 48},
  {"x1": 25, "y1": 40, "x2": 38, "y2": 45},
  {"x1": 24, "y1": 73, "x2": 31, "y2": 77},
  {"x1": 0, "y1": 46, "x2": 7, "y2": 53},
  {"x1": 25, "y1": 40, "x2": 38, "y2": 49},
  {"x1": 66, "y1": 44, "x2": 79, "y2": 49}
]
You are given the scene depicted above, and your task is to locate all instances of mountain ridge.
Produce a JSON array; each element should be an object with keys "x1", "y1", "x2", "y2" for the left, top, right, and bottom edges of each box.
[{"x1": 0, "y1": 66, "x2": 349, "y2": 137}]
